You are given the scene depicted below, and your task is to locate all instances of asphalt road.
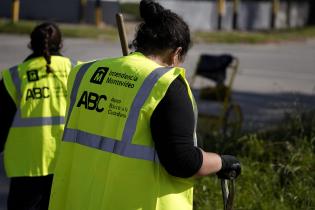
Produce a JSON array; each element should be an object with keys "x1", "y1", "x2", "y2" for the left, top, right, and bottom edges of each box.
[
  {"x1": 0, "y1": 34, "x2": 315, "y2": 209},
  {"x1": 1, "y1": 34, "x2": 315, "y2": 129}
]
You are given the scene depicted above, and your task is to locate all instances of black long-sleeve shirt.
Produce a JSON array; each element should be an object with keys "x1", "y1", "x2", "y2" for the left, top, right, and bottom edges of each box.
[
  {"x1": 0, "y1": 64, "x2": 202, "y2": 178},
  {"x1": 151, "y1": 77, "x2": 202, "y2": 177},
  {"x1": 0, "y1": 80, "x2": 16, "y2": 152}
]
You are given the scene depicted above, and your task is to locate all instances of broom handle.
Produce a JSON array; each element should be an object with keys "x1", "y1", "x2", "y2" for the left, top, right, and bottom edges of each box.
[{"x1": 116, "y1": 13, "x2": 129, "y2": 56}]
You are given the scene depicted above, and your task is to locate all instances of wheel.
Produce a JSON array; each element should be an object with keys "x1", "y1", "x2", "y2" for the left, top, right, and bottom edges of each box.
[{"x1": 222, "y1": 103, "x2": 243, "y2": 138}]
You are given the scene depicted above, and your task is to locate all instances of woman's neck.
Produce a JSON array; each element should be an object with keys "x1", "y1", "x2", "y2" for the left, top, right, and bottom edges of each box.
[
  {"x1": 146, "y1": 54, "x2": 170, "y2": 66},
  {"x1": 138, "y1": 50, "x2": 173, "y2": 67}
]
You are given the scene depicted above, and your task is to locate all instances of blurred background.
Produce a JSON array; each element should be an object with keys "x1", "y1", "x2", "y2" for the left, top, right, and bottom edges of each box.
[{"x1": 0, "y1": 0, "x2": 315, "y2": 209}]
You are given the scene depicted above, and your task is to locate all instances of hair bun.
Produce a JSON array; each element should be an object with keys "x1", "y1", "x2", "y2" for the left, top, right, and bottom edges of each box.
[{"x1": 140, "y1": 0, "x2": 164, "y2": 23}]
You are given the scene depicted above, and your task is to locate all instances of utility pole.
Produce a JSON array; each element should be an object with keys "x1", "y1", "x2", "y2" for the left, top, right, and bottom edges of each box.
[
  {"x1": 271, "y1": 0, "x2": 279, "y2": 29},
  {"x1": 95, "y1": 0, "x2": 103, "y2": 27},
  {"x1": 11, "y1": 0, "x2": 20, "y2": 23},
  {"x1": 232, "y1": 0, "x2": 239, "y2": 30},
  {"x1": 79, "y1": 0, "x2": 87, "y2": 23},
  {"x1": 217, "y1": 0, "x2": 225, "y2": 30}
]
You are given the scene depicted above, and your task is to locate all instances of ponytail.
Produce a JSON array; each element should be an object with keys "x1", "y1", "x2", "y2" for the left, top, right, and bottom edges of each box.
[
  {"x1": 29, "y1": 22, "x2": 62, "y2": 74},
  {"x1": 43, "y1": 31, "x2": 52, "y2": 73}
]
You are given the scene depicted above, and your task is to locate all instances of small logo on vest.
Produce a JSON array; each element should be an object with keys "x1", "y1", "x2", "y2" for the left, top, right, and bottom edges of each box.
[
  {"x1": 27, "y1": 70, "x2": 39, "y2": 82},
  {"x1": 90, "y1": 67, "x2": 109, "y2": 85}
]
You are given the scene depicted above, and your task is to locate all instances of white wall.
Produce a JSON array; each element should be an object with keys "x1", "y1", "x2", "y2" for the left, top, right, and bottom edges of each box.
[
  {"x1": 0, "y1": 0, "x2": 310, "y2": 30},
  {"x1": 160, "y1": 1, "x2": 310, "y2": 31}
]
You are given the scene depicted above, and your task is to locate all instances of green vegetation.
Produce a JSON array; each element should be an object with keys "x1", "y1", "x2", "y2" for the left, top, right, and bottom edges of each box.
[
  {"x1": 120, "y1": 2, "x2": 141, "y2": 20},
  {"x1": 193, "y1": 27, "x2": 315, "y2": 44},
  {"x1": 194, "y1": 110, "x2": 315, "y2": 210},
  {"x1": 0, "y1": 19, "x2": 118, "y2": 40},
  {"x1": 1, "y1": 18, "x2": 315, "y2": 44}
]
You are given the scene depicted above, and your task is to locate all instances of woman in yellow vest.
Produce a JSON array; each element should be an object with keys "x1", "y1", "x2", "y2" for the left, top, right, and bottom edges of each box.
[
  {"x1": 0, "y1": 22, "x2": 73, "y2": 210},
  {"x1": 49, "y1": 1, "x2": 241, "y2": 210}
]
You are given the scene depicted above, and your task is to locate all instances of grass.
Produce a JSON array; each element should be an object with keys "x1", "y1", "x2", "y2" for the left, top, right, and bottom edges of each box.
[
  {"x1": 194, "y1": 109, "x2": 315, "y2": 210},
  {"x1": 193, "y1": 27, "x2": 315, "y2": 44},
  {"x1": 120, "y1": 2, "x2": 141, "y2": 20},
  {"x1": 1, "y1": 18, "x2": 315, "y2": 44},
  {"x1": 0, "y1": 19, "x2": 118, "y2": 40}
]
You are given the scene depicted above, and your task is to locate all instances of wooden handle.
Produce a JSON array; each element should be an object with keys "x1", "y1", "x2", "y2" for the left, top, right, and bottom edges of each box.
[
  {"x1": 12, "y1": 0, "x2": 20, "y2": 23},
  {"x1": 116, "y1": 13, "x2": 129, "y2": 56}
]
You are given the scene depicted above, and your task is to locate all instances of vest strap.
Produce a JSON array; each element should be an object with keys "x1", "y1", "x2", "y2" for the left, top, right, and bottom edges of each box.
[
  {"x1": 9, "y1": 66, "x2": 20, "y2": 98},
  {"x1": 63, "y1": 128, "x2": 159, "y2": 161}
]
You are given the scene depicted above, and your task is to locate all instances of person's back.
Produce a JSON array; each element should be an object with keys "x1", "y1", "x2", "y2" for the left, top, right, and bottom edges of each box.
[
  {"x1": 3, "y1": 55, "x2": 71, "y2": 176},
  {"x1": 49, "y1": 1, "x2": 241, "y2": 210},
  {"x1": 0, "y1": 22, "x2": 73, "y2": 210},
  {"x1": 50, "y1": 52, "x2": 194, "y2": 210}
]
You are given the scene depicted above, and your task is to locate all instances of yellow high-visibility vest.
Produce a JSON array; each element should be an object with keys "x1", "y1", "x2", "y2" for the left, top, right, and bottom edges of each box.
[
  {"x1": 49, "y1": 52, "x2": 197, "y2": 210},
  {"x1": 1, "y1": 56, "x2": 73, "y2": 177}
]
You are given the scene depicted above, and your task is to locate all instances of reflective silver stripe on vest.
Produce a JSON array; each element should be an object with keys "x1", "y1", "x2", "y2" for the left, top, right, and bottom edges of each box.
[
  {"x1": 9, "y1": 65, "x2": 65, "y2": 127},
  {"x1": 63, "y1": 128, "x2": 159, "y2": 161},
  {"x1": 121, "y1": 67, "x2": 172, "y2": 145},
  {"x1": 63, "y1": 64, "x2": 172, "y2": 161},
  {"x1": 192, "y1": 98, "x2": 198, "y2": 146},
  {"x1": 64, "y1": 61, "x2": 97, "y2": 127},
  {"x1": 9, "y1": 66, "x2": 20, "y2": 98},
  {"x1": 12, "y1": 110, "x2": 65, "y2": 127}
]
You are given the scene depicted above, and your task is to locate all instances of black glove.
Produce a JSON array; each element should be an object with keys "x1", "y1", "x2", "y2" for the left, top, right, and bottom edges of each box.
[{"x1": 216, "y1": 155, "x2": 241, "y2": 180}]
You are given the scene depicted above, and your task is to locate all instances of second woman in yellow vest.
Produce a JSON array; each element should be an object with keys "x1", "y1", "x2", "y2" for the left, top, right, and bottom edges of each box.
[
  {"x1": 49, "y1": 1, "x2": 241, "y2": 209},
  {"x1": 0, "y1": 22, "x2": 73, "y2": 210}
]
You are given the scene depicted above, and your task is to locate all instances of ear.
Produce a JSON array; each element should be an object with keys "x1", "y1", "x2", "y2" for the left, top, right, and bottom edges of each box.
[{"x1": 170, "y1": 47, "x2": 183, "y2": 66}]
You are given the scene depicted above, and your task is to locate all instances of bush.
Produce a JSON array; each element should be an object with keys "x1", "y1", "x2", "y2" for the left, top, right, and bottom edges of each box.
[{"x1": 194, "y1": 110, "x2": 315, "y2": 210}]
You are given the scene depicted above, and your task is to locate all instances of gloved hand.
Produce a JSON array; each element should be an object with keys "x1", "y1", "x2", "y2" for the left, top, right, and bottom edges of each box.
[{"x1": 216, "y1": 155, "x2": 241, "y2": 180}]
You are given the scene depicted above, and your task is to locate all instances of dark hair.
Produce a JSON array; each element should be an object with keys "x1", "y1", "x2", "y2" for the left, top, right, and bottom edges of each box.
[
  {"x1": 29, "y1": 22, "x2": 62, "y2": 73},
  {"x1": 132, "y1": 0, "x2": 191, "y2": 61}
]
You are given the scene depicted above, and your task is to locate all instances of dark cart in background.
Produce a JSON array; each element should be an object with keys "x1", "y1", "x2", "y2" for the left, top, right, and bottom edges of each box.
[{"x1": 191, "y1": 54, "x2": 243, "y2": 138}]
